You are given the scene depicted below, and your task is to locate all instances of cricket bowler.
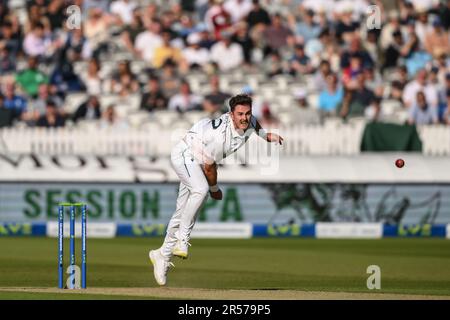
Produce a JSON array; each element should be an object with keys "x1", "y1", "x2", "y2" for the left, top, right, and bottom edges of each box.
[{"x1": 149, "y1": 94, "x2": 284, "y2": 285}]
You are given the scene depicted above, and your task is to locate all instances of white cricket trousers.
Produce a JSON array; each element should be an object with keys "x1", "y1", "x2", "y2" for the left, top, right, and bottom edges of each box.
[{"x1": 159, "y1": 141, "x2": 209, "y2": 260}]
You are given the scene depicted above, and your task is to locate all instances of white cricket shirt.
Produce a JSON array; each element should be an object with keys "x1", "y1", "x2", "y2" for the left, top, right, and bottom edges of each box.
[{"x1": 183, "y1": 112, "x2": 257, "y2": 164}]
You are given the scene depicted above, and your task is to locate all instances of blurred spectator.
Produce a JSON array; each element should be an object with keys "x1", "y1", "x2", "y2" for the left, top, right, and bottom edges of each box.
[
  {"x1": 342, "y1": 53, "x2": 363, "y2": 89},
  {"x1": 262, "y1": 14, "x2": 294, "y2": 56},
  {"x1": 291, "y1": 88, "x2": 320, "y2": 124},
  {"x1": 163, "y1": 6, "x2": 182, "y2": 35},
  {"x1": 338, "y1": 74, "x2": 375, "y2": 119},
  {"x1": 408, "y1": 91, "x2": 438, "y2": 125},
  {"x1": 414, "y1": 10, "x2": 431, "y2": 47},
  {"x1": 140, "y1": 76, "x2": 168, "y2": 112},
  {"x1": 263, "y1": 50, "x2": 284, "y2": 78},
  {"x1": 433, "y1": 0, "x2": 450, "y2": 30},
  {"x1": 224, "y1": 0, "x2": 253, "y2": 24},
  {"x1": 398, "y1": 0, "x2": 415, "y2": 24},
  {"x1": 305, "y1": 28, "x2": 330, "y2": 68},
  {"x1": 2, "y1": 82, "x2": 27, "y2": 121},
  {"x1": 319, "y1": 73, "x2": 343, "y2": 116},
  {"x1": 365, "y1": 96, "x2": 387, "y2": 123},
  {"x1": 160, "y1": 9, "x2": 182, "y2": 41},
  {"x1": 168, "y1": 80, "x2": 203, "y2": 112},
  {"x1": 36, "y1": 100, "x2": 65, "y2": 128},
  {"x1": 25, "y1": 4, "x2": 50, "y2": 34},
  {"x1": 202, "y1": 74, "x2": 231, "y2": 116},
  {"x1": 363, "y1": 67, "x2": 384, "y2": 97},
  {"x1": 23, "y1": 22, "x2": 52, "y2": 58},
  {"x1": 158, "y1": 59, "x2": 182, "y2": 97},
  {"x1": 134, "y1": 20, "x2": 163, "y2": 64},
  {"x1": 72, "y1": 96, "x2": 101, "y2": 122},
  {"x1": 382, "y1": 30, "x2": 407, "y2": 71},
  {"x1": 99, "y1": 104, "x2": 129, "y2": 130},
  {"x1": 294, "y1": 9, "x2": 321, "y2": 44},
  {"x1": 121, "y1": 7, "x2": 145, "y2": 55},
  {"x1": 246, "y1": 0, "x2": 271, "y2": 29},
  {"x1": 110, "y1": 60, "x2": 139, "y2": 96},
  {"x1": 363, "y1": 29, "x2": 381, "y2": 68},
  {"x1": 436, "y1": 53, "x2": 449, "y2": 85},
  {"x1": 314, "y1": 60, "x2": 331, "y2": 92},
  {"x1": 46, "y1": 0, "x2": 65, "y2": 31},
  {"x1": 50, "y1": 60, "x2": 86, "y2": 95},
  {"x1": 389, "y1": 80, "x2": 405, "y2": 102},
  {"x1": 153, "y1": 30, "x2": 184, "y2": 69},
  {"x1": 15, "y1": 56, "x2": 49, "y2": 97},
  {"x1": 0, "y1": 93, "x2": 14, "y2": 127},
  {"x1": 289, "y1": 44, "x2": 313, "y2": 76},
  {"x1": 182, "y1": 32, "x2": 211, "y2": 70},
  {"x1": 0, "y1": 1, "x2": 9, "y2": 22},
  {"x1": 403, "y1": 69, "x2": 438, "y2": 109},
  {"x1": 424, "y1": 18, "x2": 449, "y2": 59},
  {"x1": 258, "y1": 102, "x2": 279, "y2": 128},
  {"x1": 63, "y1": 28, "x2": 90, "y2": 62},
  {"x1": 340, "y1": 37, "x2": 374, "y2": 70},
  {"x1": 24, "y1": 83, "x2": 63, "y2": 125},
  {"x1": 174, "y1": 13, "x2": 194, "y2": 38},
  {"x1": 334, "y1": 7, "x2": 359, "y2": 44},
  {"x1": 0, "y1": 43, "x2": 15, "y2": 73},
  {"x1": 110, "y1": 0, "x2": 138, "y2": 26},
  {"x1": 0, "y1": 21, "x2": 21, "y2": 58},
  {"x1": 380, "y1": 10, "x2": 402, "y2": 50},
  {"x1": 83, "y1": 7, "x2": 113, "y2": 59},
  {"x1": 210, "y1": 31, "x2": 244, "y2": 71},
  {"x1": 231, "y1": 22, "x2": 254, "y2": 66},
  {"x1": 197, "y1": 24, "x2": 216, "y2": 49},
  {"x1": 437, "y1": 72, "x2": 450, "y2": 121},
  {"x1": 444, "y1": 89, "x2": 450, "y2": 125},
  {"x1": 393, "y1": 65, "x2": 409, "y2": 90},
  {"x1": 404, "y1": 22, "x2": 432, "y2": 77},
  {"x1": 205, "y1": 0, "x2": 233, "y2": 40},
  {"x1": 81, "y1": 58, "x2": 104, "y2": 95},
  {"x1": 140, "y1": 3, "x2": 158, "y2": 28}
]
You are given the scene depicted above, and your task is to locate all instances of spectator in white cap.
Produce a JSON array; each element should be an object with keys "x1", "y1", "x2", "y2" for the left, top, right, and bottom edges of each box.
[{"x1": 182, "y1": 32, "x2": 211, "y2": 70}]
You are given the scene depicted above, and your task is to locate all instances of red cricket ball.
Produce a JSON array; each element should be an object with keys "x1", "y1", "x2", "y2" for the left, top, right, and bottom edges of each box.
[{"x1": 395, "y1": 159, "x2": 405, "y2": 168}]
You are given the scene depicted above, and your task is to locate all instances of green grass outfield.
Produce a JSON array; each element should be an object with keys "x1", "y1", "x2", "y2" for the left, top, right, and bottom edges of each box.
[{"x1": 0, "y1": 237, "x2": 450, "y2": 299}]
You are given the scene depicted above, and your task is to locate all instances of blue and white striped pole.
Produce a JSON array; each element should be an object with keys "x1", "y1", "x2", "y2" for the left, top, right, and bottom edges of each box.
[
  {"x1": 81, "y1": 205, "x2": 87, "y2": 289},
  {"x1": 58, "y1": 205, "x2": 64, "y2": 289},
  {"x1": 69, "y1": 205, "x2": 76, "y2": 289}
]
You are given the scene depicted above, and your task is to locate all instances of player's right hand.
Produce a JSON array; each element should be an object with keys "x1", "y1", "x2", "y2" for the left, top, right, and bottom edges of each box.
[{"x1": 210, "y1": 190, "x2": 223, "y2": 200}]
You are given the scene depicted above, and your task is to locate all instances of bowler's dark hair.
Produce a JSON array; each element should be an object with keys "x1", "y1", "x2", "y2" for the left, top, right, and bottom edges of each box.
[{"x1": 229, "y1": 94, "x2": 252, "y2": 112}]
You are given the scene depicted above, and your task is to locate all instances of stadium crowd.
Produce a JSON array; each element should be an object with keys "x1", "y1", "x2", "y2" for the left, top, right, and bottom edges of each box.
[{"x1": 0, "y1": 0, "x2": 449, "y2": 129}]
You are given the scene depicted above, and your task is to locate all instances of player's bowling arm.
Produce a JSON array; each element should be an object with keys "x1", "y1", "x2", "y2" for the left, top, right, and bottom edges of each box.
[
  {"x1": 202, "y1": 163, "x2": 223, "y2": 200},
  {"x1": 253, "y1": 118, "x2": 284, "y2": 145},
  {"x1": 202, "y1": 163, "x2": 218, "y2": 186}
]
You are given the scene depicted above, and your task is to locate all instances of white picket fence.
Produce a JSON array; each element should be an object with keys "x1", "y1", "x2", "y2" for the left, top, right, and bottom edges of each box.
[{"x1": 1, "y1": 121, "x2": 450, "y2": 156}]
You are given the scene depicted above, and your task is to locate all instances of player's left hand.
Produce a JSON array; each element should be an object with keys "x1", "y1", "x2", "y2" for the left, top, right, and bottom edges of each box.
[{"x1": 267, "y1": 133, "x2": 284, "y2": 145}]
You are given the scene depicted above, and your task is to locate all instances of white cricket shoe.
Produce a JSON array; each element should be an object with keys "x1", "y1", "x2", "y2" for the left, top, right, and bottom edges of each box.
[
  {"x1": 172, "y1": 239, "x2": 191, "y2": 259},
  {"x1": 149, "y1": 249, "x2": 174, "y2": 286}
]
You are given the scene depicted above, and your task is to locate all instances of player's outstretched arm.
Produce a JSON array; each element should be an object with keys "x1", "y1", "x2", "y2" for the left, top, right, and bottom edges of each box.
[
  {"x1": 202, "y1": 162, "x2": 223, "y2": 200},
  {"x1": 253, "y1": 118, "x2": 284, "y2": 145}
]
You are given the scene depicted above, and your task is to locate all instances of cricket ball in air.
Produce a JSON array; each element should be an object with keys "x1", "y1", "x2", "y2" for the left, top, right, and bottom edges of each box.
[{"x1": 395, "y1": 159, "x2": 405, "y2": 168}]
